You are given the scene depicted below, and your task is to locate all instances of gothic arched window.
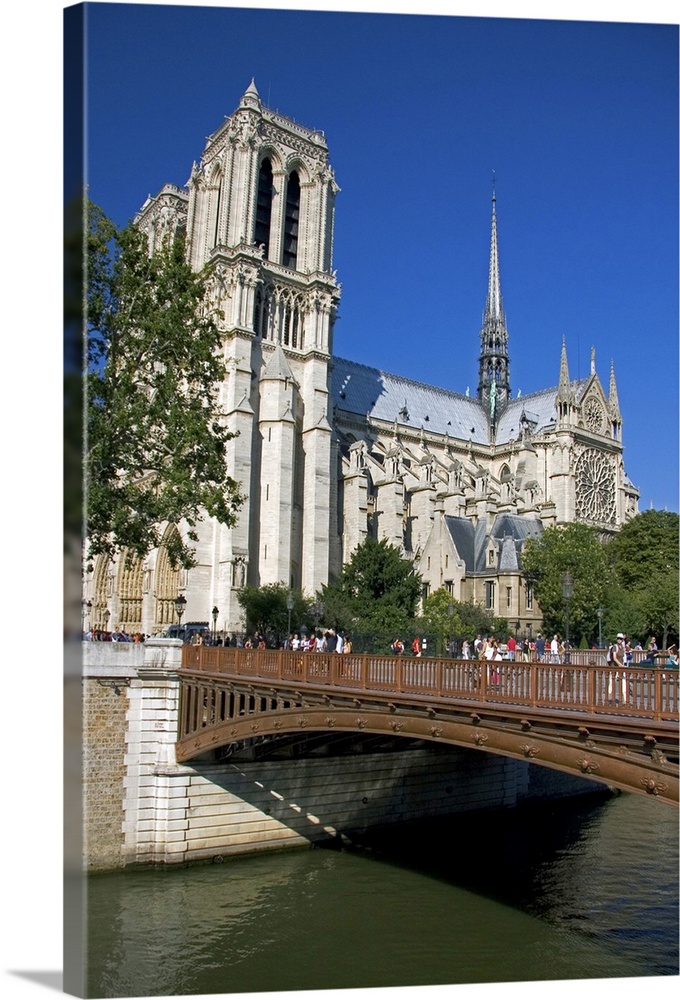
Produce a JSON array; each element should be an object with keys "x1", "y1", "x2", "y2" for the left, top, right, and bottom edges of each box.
[
  {"x1": 253, "y1": 285, "x2": 271, "y2": 339},
  {"x1": 255, "y1": 158, "x2": 273, "y2": 258},
  {"x1": 282, "y1": 170, "x2": 300, "y2": 269}
]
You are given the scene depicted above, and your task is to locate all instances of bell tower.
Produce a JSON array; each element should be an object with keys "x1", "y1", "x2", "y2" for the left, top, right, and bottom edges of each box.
[
  {"x1": 136, "y1": 80, "x2": 343, "y2": 618},
  {"x1": 185, "y1": 79, "x2": 341, "y2": 354}
]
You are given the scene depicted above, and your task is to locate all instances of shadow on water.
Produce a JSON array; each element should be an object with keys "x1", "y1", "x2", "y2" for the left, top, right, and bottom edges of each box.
[
  {"x1": 85, "y1": 790, "x2": 678, "y2": 997},
  {"x1": 351, "y1": 790, "x2": 679, "y2": 973}
]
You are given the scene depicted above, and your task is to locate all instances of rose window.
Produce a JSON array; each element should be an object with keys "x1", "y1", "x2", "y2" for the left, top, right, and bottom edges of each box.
[
  {"x1": 584, "y1": 397, "x2": 605, "y2": 434},
  {"x1": 575, "y1": 449, "x2": 616, "y2": 525}
]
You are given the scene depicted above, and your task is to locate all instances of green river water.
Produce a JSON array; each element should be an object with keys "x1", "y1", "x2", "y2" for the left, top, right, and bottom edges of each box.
[{"x1": 85, "y1": 791, "x2": 678, "y2": 998}]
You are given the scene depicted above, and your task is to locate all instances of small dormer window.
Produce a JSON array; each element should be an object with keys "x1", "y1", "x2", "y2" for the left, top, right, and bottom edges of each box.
[{"x1": 488, "y1": 549, "x2": 495, "y2": 565}]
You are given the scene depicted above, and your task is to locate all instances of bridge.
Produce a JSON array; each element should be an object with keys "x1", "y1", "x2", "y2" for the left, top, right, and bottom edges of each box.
[{"x1": 178, "y1": 646, "x2": 679, "y2": 806}]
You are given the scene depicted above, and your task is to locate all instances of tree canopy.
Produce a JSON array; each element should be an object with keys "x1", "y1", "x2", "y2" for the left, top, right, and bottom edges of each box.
[
  {"x1": 85, "y1": 202, "x2": 244, "y2": 568},
  {"x1": 607, "y1": 510, "x2": 679, "y2": 647},
  {"x1": 521, "y1": 522, "x2": 608, "y2": 644},
  {"x1": 319, "y1": 537, "x2": 422, "y2": 635}
]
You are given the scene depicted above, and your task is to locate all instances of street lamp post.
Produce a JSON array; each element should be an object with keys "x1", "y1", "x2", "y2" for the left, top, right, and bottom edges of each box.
[
  {"x1": 561, "y1": 572, "x2": 574, "y2": 663},
  {"x1": 103, "y1": 608, "x2": 110, "y2": 635},
  {"x1": 445, "y1": 602, "x2": 454, "y2": 657},
  {"x1": 597, "y1": 606, "x2": 604, "y2": 649},
  {"x1": 310, "y1": 601, "x2": 324, "y2": 633},
  {"x1": 82, "y1": 599, "x2": 92, "y2": 634},
  {"x1": 175, "y1": 594, "x2": 187, "y2": 631},
  {"x1": 212, "y1": 606, "x2": 219, "y2": 644},
  {"x1": 286, "y1": 591, "x2": 295, "y2": 641}
]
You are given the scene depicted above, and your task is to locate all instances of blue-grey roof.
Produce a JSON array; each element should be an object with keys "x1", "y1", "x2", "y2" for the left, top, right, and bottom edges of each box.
[
  {"x1": 331, "y1": 358, "x2": 489, "y2": 445},
  {"x1": 444, "y1": 513, "x2": 543, "y2": 574},
  {"x1": 331, "y1": 357, "x2": 587, "y2": 446}
]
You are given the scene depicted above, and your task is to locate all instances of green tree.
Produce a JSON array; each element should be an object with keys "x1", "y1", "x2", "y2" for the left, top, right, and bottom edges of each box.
[
  {"x1": 86, "y1": 202, "x2": 244, "y2": 569},
  {"x1": 607, "y1": 510, "x2": 679, "y2": 590},
  {"x1": 421, "y1": 589, "x2": 462, "y2": 655},
  {"x1": 320, "y1": 537, "x2": 422, "y2": 636},
  {"x1": 607, "y1": 510, "x2": 679, "y2": 647},
  {"x1": 521, "y1": 523, "x2": 608, "y2": 644},
  {"x1": 236, "y1": 583, "x2": 304, "y2": 643},
  {"x1": 420, "y1": 591, "x2": 497, "y2": 654}
]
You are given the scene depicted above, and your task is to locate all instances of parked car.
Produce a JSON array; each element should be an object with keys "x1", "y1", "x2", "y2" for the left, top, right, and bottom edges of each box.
[{"x1": 163, "y1": 621, "x2": 210, "y2": 644}]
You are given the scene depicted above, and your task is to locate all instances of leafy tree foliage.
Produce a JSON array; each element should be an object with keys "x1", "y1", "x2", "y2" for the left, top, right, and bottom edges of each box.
[
  {"x1": 421, "y1": 589, "x2": 497, "y2": 653},
  {"x1": 607, "y1": 510, "x2": 679, "y2": 646},
  {"x1": 236, "y1": 583, "x2": 305, "y2": 643},
  {"x1": 521, "y1": 523, "x2": 607, "y2": 644},
  {"x1": 607, "y1": 510, "x2": 678, "y2": 588},
  {"x1": 86, "y1": 202, "x2": 244, "y2": 568},
  {"x1": 320, "y1": 537, "x2": 422, "y2": 635}
]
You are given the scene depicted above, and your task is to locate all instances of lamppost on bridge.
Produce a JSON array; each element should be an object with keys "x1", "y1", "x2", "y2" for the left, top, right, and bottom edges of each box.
[
  {"x1": 310, "y1": 601, "x2": 324, "y2": 634},
  {"x1": 597, "y1": 606, "x2": 604, "y2": 649},
  {"x1": 442, "y1": 602, "x2": 453, "y2": 657},
  {"x1": 286, "y1": 591, "x2": 295, "y2": 639},
  {"x1": 561, "y1": 572, "x2": 574, "y2": 663},
  {"x1": 212, "y1": 606, "x2": 219, "y2": 644},
  {"x1": 103, "y1": 608, "x2": 110, "y2": 635},
  {"x1": 175, "y1": 594, "x2": 187, "y2": 631}
]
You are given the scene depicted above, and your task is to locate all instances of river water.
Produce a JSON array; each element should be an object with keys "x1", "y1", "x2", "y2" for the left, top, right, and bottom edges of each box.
[{"x1": 85, "y1": 791, "x2": 678, "y2": 998}]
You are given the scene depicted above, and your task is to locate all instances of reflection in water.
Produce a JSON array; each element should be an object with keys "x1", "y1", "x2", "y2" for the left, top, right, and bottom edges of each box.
[{"x1": 86, "y1": 792, "x2": 678, "y2": 997}]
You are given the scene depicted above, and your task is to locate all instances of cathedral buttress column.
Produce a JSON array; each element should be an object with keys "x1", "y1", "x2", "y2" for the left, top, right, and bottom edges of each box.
[
  {"x1": 258, "y1": 346, "x2": 297, "y2": 588},
  {"x1": 299, "y1": 354, "x2": 333, "y2": 593}
]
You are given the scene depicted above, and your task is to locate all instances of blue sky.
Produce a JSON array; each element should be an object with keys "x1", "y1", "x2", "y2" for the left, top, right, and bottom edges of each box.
[{"x1": 80, "y1": 2, "x2": 679, "y2": 514}]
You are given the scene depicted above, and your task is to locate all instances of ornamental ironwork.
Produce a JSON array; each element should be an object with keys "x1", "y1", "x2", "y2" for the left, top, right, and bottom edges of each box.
[{"x1": 575, "y1": 448, "x2": 616, "y2": 525}]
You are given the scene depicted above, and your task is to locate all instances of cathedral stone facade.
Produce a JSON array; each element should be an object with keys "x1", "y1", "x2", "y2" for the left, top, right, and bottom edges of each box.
[{"x1": 85, "y1": 81, "x2": 639, "y2": 638}]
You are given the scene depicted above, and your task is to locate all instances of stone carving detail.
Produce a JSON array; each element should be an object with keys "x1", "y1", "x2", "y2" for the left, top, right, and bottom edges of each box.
[
  {"x1": 642, "y1": 777, "x2": 668, "y2": 795},
  {"x1": 520, "y1": 743, "x2": 540, "y2": 758},
  {"x1": 390, "y1": 721, "x2": 404, "y2": 732},
  {"x1": 429, "y1": 726, "x2": 443, "y2": 738},
  {"x1": 575, "y1": 448, "x2": 616, "y2": 525},
  {"x1": 356, "y1": 717, "x2": 368, "y2": 729},
  {"x1": 577, "y1": 756, "x2": 600, "y2": 774},
  {"x1": 473, "y1": 732, "x2": 488, "y2": 746}
]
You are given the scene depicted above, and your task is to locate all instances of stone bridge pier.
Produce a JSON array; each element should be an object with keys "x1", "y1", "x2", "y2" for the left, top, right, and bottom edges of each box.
[{"x1": 80, "y1": 639, "x2": 611, "y2": 872}]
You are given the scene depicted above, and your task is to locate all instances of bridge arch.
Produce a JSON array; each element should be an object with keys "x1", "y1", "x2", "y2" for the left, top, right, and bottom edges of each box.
[{"x1": 176, "y1": 674, "x2": 678, "y2": 806}]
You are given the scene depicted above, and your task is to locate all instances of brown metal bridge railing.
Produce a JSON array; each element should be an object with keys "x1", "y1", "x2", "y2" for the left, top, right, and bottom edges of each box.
[{"x1": 180, "y1": 646, "x2": 679, "y2": 723}]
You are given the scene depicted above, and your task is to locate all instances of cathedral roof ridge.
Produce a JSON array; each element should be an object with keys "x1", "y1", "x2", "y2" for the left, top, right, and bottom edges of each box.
[{"x1": 334, "y1": 356, "x2": 479, "y2": 402}]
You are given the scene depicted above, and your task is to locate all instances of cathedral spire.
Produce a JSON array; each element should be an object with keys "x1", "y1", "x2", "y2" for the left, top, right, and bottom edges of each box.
[
  {"x1": 556, "y1": 336, "x2": 575, "y2": 425},
  {"x1": 608, "y1": 359, "x2": 621, "y2": 418},
  {"x1": 558, "y1": 336, "x2": 571, "y2": 394},
  {"x1": 485, "y1": 181, "x2": 504, "y2": 325},
  {"x1": 478, "y1": 183, "x2": 511, "y2": 428}
]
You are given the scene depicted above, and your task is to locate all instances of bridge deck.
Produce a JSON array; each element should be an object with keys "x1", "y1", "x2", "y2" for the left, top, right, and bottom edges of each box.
[
  {"x1": 181, "y1": 646, "x2": 678, "y2": 721},
  {"x1": 177, "y1": 648, "x2": 679, "y2": 804}
]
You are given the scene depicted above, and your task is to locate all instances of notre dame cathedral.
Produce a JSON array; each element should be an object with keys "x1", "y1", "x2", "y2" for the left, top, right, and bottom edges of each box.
[{"x1": 84, "y1": 80, "x2": 639, "y2": 637}]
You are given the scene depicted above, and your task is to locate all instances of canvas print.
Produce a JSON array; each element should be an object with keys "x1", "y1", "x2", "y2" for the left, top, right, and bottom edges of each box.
[{"x1": 64, "y1": 1, "x2": 679, "y2": 998}]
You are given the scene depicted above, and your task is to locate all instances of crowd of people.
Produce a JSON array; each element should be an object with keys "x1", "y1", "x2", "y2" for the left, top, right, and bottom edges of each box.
[
  {"x1": 84, "y1": 623, "x2": 677, "y2": 668},
  {"x1": 282, "y1": 629, "x2": 352, "y2": 653},
  {"x1": 83, "y1": 626, "x2": 147, "y2": 642}
]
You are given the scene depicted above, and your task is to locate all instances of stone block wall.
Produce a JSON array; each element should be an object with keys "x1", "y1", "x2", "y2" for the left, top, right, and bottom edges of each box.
[{"x1": 82, "y1": 678, "x2": 128, "y2": 869}]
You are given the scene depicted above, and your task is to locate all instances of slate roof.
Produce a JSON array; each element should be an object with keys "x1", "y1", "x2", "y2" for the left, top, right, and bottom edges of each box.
[
  {"x1": 444, "y1": 512, "x2": 543, "y2": 575},
  {"x1": 331, "y1": 357, "x2": 590, "y2": 446}
]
